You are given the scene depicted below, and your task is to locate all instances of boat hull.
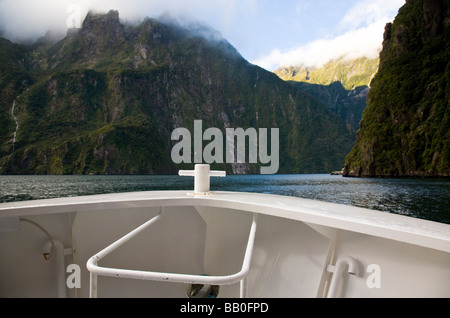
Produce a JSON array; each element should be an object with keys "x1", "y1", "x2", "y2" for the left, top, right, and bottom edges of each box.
[{"x1": 1, "y1": 191, "x2": 449, "y2": 298}]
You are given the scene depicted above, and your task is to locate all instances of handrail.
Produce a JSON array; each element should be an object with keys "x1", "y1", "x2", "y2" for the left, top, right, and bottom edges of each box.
[{"x1": 86, "y1": 208, "x2": 257, "y2": 298}]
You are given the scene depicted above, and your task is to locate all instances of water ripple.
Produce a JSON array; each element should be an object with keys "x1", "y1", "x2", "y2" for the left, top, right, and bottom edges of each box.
[{"x1": 0, "y1": 174, "x2": 449, "y2": 224}]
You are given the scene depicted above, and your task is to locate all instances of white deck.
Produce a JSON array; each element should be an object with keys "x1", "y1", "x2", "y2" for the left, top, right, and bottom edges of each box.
[{"x1": 1, "y1": 190, "x2": 449, "y2": 298}]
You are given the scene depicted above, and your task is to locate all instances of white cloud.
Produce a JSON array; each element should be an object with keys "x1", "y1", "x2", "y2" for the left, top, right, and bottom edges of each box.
[
  {"x1": 252, "y1": 19, "x2": 386, "y2": 70},
  {"x1": 0, "y1": 0, "x2": 404, "y2": 70},
  {"x1": 339, "y1": 0, "x2": 404, "y2": 31},
  {"x1": 252, "y1": 0, "x2": 405, "y2": 70},
  {"x1": 0, "y1": 0, "x2": 257, "y2": 43},
  {"x1": 0, "y1": 0, "x2": 75, "y2": 42}
]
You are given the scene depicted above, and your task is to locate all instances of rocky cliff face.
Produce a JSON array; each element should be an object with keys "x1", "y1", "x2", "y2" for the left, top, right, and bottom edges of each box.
[
  {"x1": 274, "y1": 57, "x2": 379, "y2": 91},
  {"x1": 274, "y1": 57, "x2": 378, "y2": 135},
  {"x1": 344, "y1": 0, "x2": 450, "y2": 178},
  {"x1": 0, "y1": 11, "x2": 355, "y2": 175},
  {"x1": 285, "y1": 81, "x2": 369, "y2": 134}
]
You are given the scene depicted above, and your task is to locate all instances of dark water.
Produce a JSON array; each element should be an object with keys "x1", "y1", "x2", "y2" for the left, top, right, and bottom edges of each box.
[{"x1": 0, "y1": 174, "x2": 449, "y2": 224}]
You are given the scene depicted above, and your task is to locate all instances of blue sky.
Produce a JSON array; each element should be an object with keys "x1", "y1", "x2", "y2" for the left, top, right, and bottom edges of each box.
[{"x1": 0, "y1": 0, "x2": 405, "y2": 70}]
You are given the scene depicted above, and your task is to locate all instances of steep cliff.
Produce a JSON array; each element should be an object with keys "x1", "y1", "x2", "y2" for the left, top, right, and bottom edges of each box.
[
  {"x1": 344, "y1": 0, "x2": 450, "y2": 177},
  {"x1": 286, "y1": 81, "x2": 369, "y2": 134},
  {"x1": 274, "y1": 57, "x2": 379, "y2": 90},
  {"x1": 274, "y1": 57, "x2": 378, "y2": 134},
  {"x1": 0, "y1": 11, "x2": 355, "y2": 175}
]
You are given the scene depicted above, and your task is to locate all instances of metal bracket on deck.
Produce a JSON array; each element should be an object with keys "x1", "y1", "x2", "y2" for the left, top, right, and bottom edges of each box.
[{"x1": 179, "y1": 164, "x2": 226, "y2": 196}]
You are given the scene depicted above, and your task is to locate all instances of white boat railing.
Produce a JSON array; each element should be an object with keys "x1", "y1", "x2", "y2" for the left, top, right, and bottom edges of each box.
[{"x1": 86, "y1": 207, "x2": 258, "y2": 298}]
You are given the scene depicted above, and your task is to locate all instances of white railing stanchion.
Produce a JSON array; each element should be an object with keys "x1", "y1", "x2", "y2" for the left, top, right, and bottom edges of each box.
[
  {"x1": 90, "y1": 272, "x2": 98, "y2": 298},
  {"x1": 87, "y1": 208, "x2": 164, "y2": 298},
  {"x1": 86, "y1": 209, "x2": 257, "y2": 298}
]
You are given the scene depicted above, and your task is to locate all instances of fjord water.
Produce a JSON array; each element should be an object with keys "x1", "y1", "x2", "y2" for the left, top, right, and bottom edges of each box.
[{"x1": 0, "y1": 174, "x2": 448, "y2": 224}]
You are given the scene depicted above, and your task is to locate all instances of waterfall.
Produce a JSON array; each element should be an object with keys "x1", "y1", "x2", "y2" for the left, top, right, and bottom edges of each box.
[{"x1": 10, "y1": 99, "x2": 19, "y2": 152}]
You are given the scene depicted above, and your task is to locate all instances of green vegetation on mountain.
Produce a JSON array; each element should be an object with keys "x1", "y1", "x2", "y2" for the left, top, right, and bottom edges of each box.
[
  {"x1": 344, "y1": 0, "x2": 450, "y2": 177},
  {"x1": 274, "y1": 57, "x2": 377, "y2": 135},
  {"x1": 286, "y1": 81, "x2": 369, "y2": 133},
  {"x1": 0, "y1": 11, "x2": 355, "y2": 175},
  {"x1": 274, "y1": 57, "x2": 379, "y2": 90}
]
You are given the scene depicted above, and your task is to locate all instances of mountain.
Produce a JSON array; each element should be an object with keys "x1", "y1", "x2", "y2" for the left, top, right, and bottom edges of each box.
[
  {"x1": 0, "y1": 10, "x2": 355, "y2": 175},
  {"x1": 344, "y1": 0, "x2": 450, "y2": 178},
  {"x1": 273, "y1": 57, "x2": 378, "y2": 134},
  {"x1": 274, "y1": 56, "x2": 379, "y2": 90},
  {"x1": 284, "y1": 81, "x2": 369, "y2": 134}
]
